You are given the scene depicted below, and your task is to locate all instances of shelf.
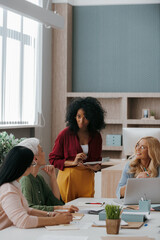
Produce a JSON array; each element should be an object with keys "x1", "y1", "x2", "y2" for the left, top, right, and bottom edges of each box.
[
  {"x1": 67, "y1": 92, "x2": 160, "y2": 98},
  {"x1": 102, "y1": 145, "x2": 123, "y2": 151},
  {"x1": 127, "y1": 119, "x2": 160, "y2": 125},
  {"x1": 105, "y1": 119, "x2": 123, "y2": 124},
  {"x1": 67, "y1": 92, "x2": 123, "y2": 98}
]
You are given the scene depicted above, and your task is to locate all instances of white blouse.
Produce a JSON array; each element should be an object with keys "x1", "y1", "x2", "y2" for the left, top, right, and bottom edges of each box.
[{"x1": 81, "y1": 144, "x2": 88, "y2": 155}]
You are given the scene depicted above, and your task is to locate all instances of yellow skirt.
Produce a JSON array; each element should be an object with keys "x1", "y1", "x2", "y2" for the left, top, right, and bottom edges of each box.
[{"x1": 57, "y1": 166, "x2": 95, "y2": 203}]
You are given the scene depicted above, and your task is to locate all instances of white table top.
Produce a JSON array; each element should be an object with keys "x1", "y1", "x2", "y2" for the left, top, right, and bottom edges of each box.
[{"x1": 0, "y1": 198, "x2": 160, "y2": 240}]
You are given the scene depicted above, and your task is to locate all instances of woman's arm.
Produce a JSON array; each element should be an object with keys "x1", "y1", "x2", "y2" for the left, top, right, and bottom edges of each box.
[
  {"x1": 37, "y1": 212, "x2": 72, "y2": 227},
  {"x1": 1, "y1": 188, "x2": 72, "y2": 228},
  {"x1": 54, "y1": 205, "x2": 79, "y2": 213},
  {"x1": 116, "y1": 162, "x2": 130, "y2": 198},
  {"x1": 42, "y1": 165, "x2": 61, "y2": 200},
  {"x1": 64, "y1": 152, "x2": 87, "y2": 167},
  {"x1": 20, "y1": 176, "x2": 55, "y2": 211},
  {"x1": 29, "y1": 208, "x2": 55, "y2": 217},
  {"x1": 29, "y1": 208, "x2": 73, "y2": 227},
  {"x1": 0, "y1": 190, "x2": 38, "y2": 229}
]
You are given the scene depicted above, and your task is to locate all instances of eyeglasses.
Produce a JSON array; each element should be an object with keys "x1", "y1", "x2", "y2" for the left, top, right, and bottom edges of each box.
[
  {"x1": 135, "y1": 144, "x2": 148, "y2": 150},
  {"x1": 31, "y1": 161, "x2": 37, "y2": 167}
]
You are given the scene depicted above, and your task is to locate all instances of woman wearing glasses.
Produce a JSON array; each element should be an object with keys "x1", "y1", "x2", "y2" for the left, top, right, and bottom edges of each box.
[
  {"x1": 116, "y1": 136, "x2": 160, "y2": 198},
  {"x1": 19, "y1": 138, "x2": 78, "y2": 213},
  {"x1": 0, "y1": 146, "x2": 72, "y2": 230}
]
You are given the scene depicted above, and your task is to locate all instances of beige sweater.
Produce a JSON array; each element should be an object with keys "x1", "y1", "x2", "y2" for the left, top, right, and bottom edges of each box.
[{"x1": 0, "y1": 181, "x2": 38, "y2": 230}]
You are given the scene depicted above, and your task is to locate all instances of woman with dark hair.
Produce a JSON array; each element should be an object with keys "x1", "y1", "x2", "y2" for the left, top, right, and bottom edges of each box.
[
  {"x1": 0, "y1": 146, "x2": 72, "y2": 230},
  {"x1": 49, "y1": 97, "x2": 106, "y2": 203}
]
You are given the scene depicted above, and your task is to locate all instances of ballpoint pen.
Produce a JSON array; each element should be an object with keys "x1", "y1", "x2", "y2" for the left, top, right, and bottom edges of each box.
[
  {"x1": 85, "y1": 202, "x2": 105, "y2": 206},
  {"x1": 85, "y1": 202, "x2": 102, "y2": 205},
  {"x1": 144, "y1": 167, "x2": 150, "y2": 177}
]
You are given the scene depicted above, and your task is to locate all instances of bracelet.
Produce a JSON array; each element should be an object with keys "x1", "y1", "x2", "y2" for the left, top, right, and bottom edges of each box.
[{"x1": 47, "y1": 212, "x2": 51, "y2": 217}]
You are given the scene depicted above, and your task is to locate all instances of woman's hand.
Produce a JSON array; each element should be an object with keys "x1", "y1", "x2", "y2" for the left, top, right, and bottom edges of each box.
[
  {"x1": 85, "y1": 164, "x2": 101, "y2": 172},
  {"x1": 73, "y1": 152, "x2": 87, "y2": 166},
  {"x1": 61, "y1": 205, "x2": 79, "y2": 213},
  {"x1": 42, "y1": 165, "x2": 56, "y2": 177},
  {"x1": 136, "y1": 171, "x2": 150, "y2": 178},
  {"x1": 53, "y1": 212, "x2": 73, "y2": 224},
  {"x1": 120, "y1": 185, "x2": 126, "y2": 198}
]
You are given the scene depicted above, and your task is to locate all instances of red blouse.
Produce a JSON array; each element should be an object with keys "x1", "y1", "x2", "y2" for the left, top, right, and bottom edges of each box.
[{"x1": 49, "y1": 127, "x2": 102, "y2": 170}]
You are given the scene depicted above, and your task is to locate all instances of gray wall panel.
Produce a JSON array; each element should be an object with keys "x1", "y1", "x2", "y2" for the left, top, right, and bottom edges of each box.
[{"x1": 72, "y1": 5, "x2": 160, "y2": 92}]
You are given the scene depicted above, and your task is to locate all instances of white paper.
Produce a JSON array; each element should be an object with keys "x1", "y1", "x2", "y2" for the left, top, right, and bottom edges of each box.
[
  {"x1": 93, "y1": 221, "x2": 106, "y2": 226},
  {"x1": 73, "y1": 215, "x2": 83, "y2": 220},
  {"x1": 83, "y1": 161, "x2": 102, "y2": 165},
  {"x1": 121, "y1": 220, "x2": 128, "y2": 226}
]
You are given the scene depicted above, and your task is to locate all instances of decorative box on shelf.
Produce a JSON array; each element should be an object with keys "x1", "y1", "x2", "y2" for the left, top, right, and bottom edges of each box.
[{"x1": 106, "y1": 134, "x2": 122, "y2": 146}]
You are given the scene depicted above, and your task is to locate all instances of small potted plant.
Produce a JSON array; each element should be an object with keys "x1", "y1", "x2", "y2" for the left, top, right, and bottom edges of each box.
[
  {"x1": 105, "y1": 204, "x2": 122, "y2": 234},
  {"x1": 0, "y1": 131, "x2": 24, "y2": 166},
  {"x1": 150, "y1": 111, "x2": 155, "y2": 120}
]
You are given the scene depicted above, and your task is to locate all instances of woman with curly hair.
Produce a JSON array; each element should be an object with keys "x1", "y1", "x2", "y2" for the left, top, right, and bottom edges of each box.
[
  {"x1": 116, "y1": 136, "x2": 160, "y2": 199},
  {"x1": 49, "y1": 97, "x2": 106, "y2": 202}
]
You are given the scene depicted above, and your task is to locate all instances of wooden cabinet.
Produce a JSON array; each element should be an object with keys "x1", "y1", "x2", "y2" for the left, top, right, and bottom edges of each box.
[{"x1": 101, "y1": 161, "x2": 127, "y2": 198}]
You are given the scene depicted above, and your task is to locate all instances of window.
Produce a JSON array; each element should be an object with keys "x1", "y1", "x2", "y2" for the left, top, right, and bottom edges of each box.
[{"x1": 0, "y1": 0, "x2": 42, "y2": 126}]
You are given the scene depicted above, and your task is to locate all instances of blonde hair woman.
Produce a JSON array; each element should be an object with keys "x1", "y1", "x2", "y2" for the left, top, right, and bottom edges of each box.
[{"x1": 116, "y1": 136, "x2": 160, "y2": 198}]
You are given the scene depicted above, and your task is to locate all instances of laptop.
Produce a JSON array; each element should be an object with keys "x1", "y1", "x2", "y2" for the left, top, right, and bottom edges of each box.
[{"x1": 114, "y1": 178, "x2": 160, "y2": 205}]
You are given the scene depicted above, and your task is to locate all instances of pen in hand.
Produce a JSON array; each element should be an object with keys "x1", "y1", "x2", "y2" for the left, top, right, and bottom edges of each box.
[{"x1": 144, "y1": 167, "x2": 150, "y2": 177}]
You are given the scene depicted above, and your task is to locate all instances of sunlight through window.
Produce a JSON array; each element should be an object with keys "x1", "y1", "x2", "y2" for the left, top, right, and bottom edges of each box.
[{"x1": 0, "y1": 0, "x2": 42, "y2": 126}]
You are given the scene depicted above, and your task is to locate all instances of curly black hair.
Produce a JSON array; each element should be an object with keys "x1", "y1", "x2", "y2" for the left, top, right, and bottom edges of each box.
[{"x1": 66, "y1": 97, "x2": 106, "y2": 133}]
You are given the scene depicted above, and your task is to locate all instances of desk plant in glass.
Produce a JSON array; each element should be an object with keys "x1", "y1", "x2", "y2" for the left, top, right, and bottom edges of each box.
[
  {"x1": 105, "y1": 204, "x2": 121, "y2": 234},
  {"x1": 0, "y1": 131, "x2": 24, "y2": 166}
]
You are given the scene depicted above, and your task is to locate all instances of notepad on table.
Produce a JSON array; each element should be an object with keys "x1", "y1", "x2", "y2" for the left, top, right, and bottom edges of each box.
[{"x1": 72, "y1": 213, "x2": 84, "y2": 220}]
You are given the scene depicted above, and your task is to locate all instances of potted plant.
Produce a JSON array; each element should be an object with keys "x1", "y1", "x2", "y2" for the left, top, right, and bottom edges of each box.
[
  {"x1": 150, "y1": 111, "x2": 155, "y2": 120},
  {"x1": 105, "y1": 204, "x2": 122, "y2": 234},
  {"x1": 0, "y1": 131, "x2": 24, "y2": 166}
]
